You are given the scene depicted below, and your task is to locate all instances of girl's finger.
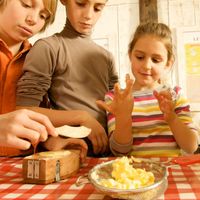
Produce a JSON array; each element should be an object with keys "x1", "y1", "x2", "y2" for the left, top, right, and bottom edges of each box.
[
  {"x1": 124, "y1": 78, "x2": 134, "y2": 97},
  {"x1": 159, "y1": 90, "x2": 172, "y2": 100},
  {"x1": 153, "y1": 90, "x2": 163, "y2": 102},
  {"x1": 114, "y1": 82, "x2": 121, "y2": 96},
  {"x1": 125, "y1": 73, "x2": 130, "y2": 82},
  {"x1": 153, "y1": 90, "x2": 159, "y2": 99}
]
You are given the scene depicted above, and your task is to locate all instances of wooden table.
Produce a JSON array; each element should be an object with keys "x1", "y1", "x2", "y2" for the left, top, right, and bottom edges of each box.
[{"x1": 0, "y1": 156, "x2": 200, "y2": 200}]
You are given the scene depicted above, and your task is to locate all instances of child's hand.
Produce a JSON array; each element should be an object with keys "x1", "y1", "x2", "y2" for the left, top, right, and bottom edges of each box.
[
  {"x1": 62, "y1": 138, "x2": 88, "y2": 163},
  {"x1": 153, "y1": 89, "x2": 176, "y2": 122},
  {"x1": 97, "y1": 74, "x2": 134, "y2": 117},
  {"x1": 80, "y1": 113, "x2": 108, "y2": 155},
  {"x1": 43, "y1": 136, "x2": 88, "y2": 163},
  {"x1": 0, "y1": 109, "x2": 57, "y2": 150}
]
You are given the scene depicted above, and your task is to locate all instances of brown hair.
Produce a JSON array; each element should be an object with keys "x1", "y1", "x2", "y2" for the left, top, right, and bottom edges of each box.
[
  {"x1": 0, "y1": 0, "x2": 58, "y2": 32},
  {"x1": 0, "y1": 0, "x2": 6, "y2": 8},
  {"x1": 128, "y1": 22, "x2": 174, "y2": 64}
]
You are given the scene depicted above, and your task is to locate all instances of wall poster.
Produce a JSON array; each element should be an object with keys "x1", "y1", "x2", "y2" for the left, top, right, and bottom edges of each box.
[{"x1": 175, "y1": 28, "x2": 200, "y2": 111}]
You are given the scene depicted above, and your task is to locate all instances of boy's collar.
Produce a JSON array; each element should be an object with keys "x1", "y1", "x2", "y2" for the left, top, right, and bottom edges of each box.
[
  {"x1": 0, "y1": 38, "x2": 31, "y2": 56},
  {"x1": 0, "y1": 38, "x2": 31, "y2": 50},
  {"x1": 64, "y1": 19, "x2": 91, "y2": 38},
  {"x1": 21, "y1": 40, "x2": 32, "y2": 51}
]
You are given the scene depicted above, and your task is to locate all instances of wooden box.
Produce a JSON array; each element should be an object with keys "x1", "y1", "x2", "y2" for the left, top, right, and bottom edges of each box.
[{"x1": 23, "y1": 150, "x2": 80, "y2": 184}]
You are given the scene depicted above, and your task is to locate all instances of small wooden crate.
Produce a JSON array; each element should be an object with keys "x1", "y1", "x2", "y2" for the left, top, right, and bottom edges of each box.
[{"x1": 23, "y1": 150, "x2": 80, "y2": 184}]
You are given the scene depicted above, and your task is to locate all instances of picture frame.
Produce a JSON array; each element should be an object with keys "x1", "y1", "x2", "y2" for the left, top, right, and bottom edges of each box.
[{"x1": 174, "y1": 27, "x2": 200, "y2": 111}]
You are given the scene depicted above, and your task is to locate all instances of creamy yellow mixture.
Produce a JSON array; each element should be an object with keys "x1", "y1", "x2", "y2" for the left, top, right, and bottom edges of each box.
[{"x1": 99, "y1": 157, "x2": 155, "y2": 189}]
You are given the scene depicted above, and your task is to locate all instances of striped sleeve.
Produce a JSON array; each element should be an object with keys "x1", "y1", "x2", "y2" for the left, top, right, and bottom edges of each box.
[
  {"x1": 174, "y1": 86, "x2": 197, "y2": 131},
  {"x1": 104, "y1": 90, "x2": 116, "y2": 136}
]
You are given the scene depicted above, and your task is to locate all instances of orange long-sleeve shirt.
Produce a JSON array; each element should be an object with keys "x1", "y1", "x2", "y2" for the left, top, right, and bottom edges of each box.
[{"x1": 0, "y1": 39, "x2": 31, "y2": 156}]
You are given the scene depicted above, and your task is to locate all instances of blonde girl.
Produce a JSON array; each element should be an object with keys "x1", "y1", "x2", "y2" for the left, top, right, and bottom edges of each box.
[{"x1": 97, "y1": 22, "x2": 199, "y2": 157}]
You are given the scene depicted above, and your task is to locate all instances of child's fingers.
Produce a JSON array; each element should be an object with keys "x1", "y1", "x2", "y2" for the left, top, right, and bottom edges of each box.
[
  {"x1": 22, "y1": 117, "x2": 49, "y2": 142},
  {"x1": 153, "y1": 90, "x2": 165, "y2": 101},
  {"x1": 153, "y1": 90, "x2": 164, "y2": 104},
  {"x1": 125, "y1": 73, "x2": 130, "y2": 82},
  {"x1": 65, "y1": 138, "x2": 88, "y2": 150},
  {"x1": 159, "y1": 90, "x2": 172, "y2": 100},
  {"x1": 155, "y1": 88, "x2": 175, "y2": 101},
  {"x1": 114, "y1": 82, "x2": 121, "y2": 96},
  {"x1": 80, "y1": 146, "x2": 88, "y2": 163},
  {"x1": 64, "y1": 138, "x2": 88, "y2": 163},
  {"x1": 127, "y1": 79, "x2": 134, "y2": 93},
  {"x1": 28, "y1": 110, "x2": 57, "y2": 137},
  {"x1": 123, "y1": 74, "x2": 134, "y2": 97},
  {"x1": 5, "y1": 136, "x2": 31, "y2": 150},
  {"x1": 153, "y1": 90, "x2": 159, "y2": 99},
  {"x1": 125, "y1": 74, "x2": 134, "y2": 84},
  {"x1": 96, "y1": 100, "x2": 111, "y2": 112}
]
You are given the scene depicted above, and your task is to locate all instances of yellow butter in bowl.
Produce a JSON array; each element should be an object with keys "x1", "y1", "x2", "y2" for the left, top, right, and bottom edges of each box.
[
  {"x1": 99, "y1": 157, "x2": 155, "y2": 190},
  {"x1": 89, "y1": 156, "x2": 167, "y2": 200}
]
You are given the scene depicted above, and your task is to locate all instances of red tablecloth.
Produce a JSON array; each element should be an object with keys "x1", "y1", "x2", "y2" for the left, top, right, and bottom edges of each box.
[{"x1": 0, "y1": 157, "x2": 200, "y2": 200}]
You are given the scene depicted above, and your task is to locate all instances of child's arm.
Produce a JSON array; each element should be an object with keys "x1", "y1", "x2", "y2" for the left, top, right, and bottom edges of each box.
[
  {"x1": 97, "y1": 75, "x2": 134, "y2": 153},
  {"x1": 167, "y1": 114, "x2": 198, "y2": 153},
  {"x1": 16, "y1": 106, "x2": 107, "y2": 155},
  {"x1": 16, "y1": 40, "x2": 108, "y2": 155},
  {"x1": 154, "y1": 90, "x2": 199, "y2": 154},
  {"x1": 44, "y1": 137, "x2": 88, "y2": 163},
  {"x1": 0, "y1": 109, "x2": 57, "y2": 150}
]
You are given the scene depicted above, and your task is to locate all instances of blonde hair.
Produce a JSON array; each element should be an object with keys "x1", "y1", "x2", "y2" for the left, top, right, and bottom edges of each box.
[
  {"x1": 128, "y1": 22, "x2": 174, "y2": 65},
  {"x1": 0, "y1": 0, "x2": 58, "y2": 32},
  {"x1": 41, "y1": 0, "x2": 58, "y2": 32}
]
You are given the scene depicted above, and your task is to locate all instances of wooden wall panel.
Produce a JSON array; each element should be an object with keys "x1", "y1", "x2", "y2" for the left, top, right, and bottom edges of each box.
[{"x1": 139, "y1": 0, "x2": 158, "y2": 23}]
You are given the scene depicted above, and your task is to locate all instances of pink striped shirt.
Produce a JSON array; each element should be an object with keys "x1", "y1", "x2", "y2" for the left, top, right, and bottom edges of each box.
[{"x1": 106, "y1": 86, "x2": 197, "y2": 157}]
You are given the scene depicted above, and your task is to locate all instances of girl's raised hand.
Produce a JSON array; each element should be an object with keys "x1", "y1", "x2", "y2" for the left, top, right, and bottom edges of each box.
[
  {"x1": 153, "y1": 89, "x2": 176, "y2": 122},
  {"x1": 96, "y1": 74, "x2": 134, "y2": 117}
]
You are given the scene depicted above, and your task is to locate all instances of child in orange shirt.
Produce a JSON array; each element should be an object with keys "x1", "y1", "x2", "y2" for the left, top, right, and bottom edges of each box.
[
  {"x1": 0, "y1": 0, "x2": 57, "y2": 114},
  {"x1": 0, "y1": 1, "x2": 88, "y2": 160},
  {"x1": 0, "y1": 0, "x2": 58, "y2": 156}
]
